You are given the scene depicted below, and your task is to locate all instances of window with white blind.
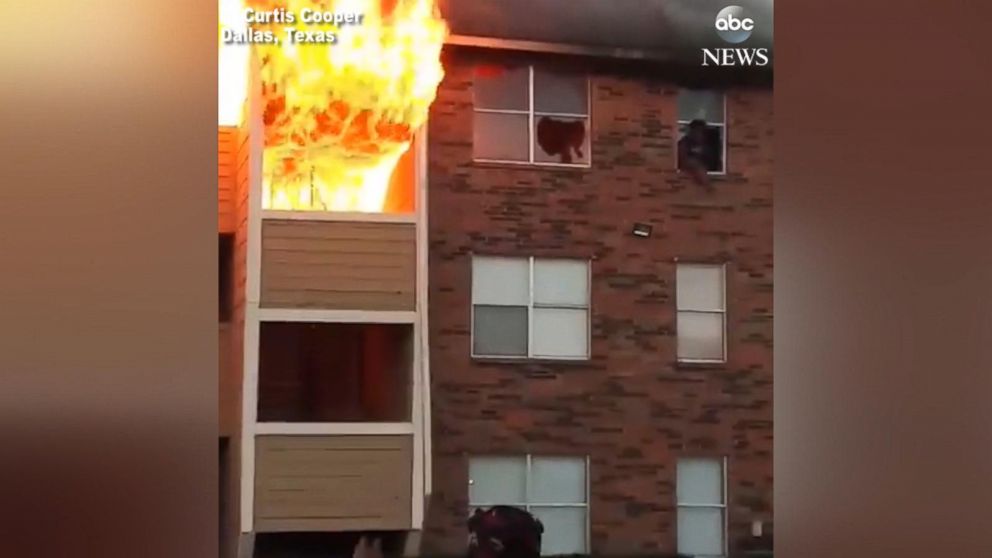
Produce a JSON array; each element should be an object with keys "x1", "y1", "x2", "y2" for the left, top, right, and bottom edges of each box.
[
  {"x1": 677, "y1": 458, "x2": 727, "y2": 558},
  {"x1": 471, "y1": 256, "x2": 590, "y2": 360},
  {"x1": 676, "y1": 263, "x2": 727, "y2": 363},
  {"x1": 473, "y1": 65, "x2": 591, "y2": 166},
  {"x1": 469, "y1": 455, "x2": 589, "y2": 556},
  {"x1": 677, "y1": 90, "x2": 727, "y2": 174}
]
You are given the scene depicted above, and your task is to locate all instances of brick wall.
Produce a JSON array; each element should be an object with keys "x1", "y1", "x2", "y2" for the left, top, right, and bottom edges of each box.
[{"x1": 423, "y1": 48, "x2": 772, "y2": 557}]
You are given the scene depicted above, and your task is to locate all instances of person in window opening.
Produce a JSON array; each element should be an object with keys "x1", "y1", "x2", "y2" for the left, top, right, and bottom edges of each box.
[{"x1": 678, "y1": 119, "x2": 713, "y2": 186}]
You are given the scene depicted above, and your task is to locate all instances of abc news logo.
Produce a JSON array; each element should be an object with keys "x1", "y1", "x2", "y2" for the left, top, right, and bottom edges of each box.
[{"x1": 702, "y1": 6, "x2": 770, "y2": 67}]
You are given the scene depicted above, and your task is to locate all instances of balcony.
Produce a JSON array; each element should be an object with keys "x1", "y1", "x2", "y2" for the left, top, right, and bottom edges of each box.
[
  {"x1": 228, "y1": 85, "x2": 430, "y2": 535},
  {"x1": 257, "y1": 322, "x2": 412, "y2": 424},
  {"x1": 251, "y1": 321, "x2": 417, "y2": 532}
]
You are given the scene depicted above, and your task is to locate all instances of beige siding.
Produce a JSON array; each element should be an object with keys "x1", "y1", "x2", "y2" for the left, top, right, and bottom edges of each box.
[
  {"x1": 233, "y1": 125, "x2": 250, "y2": 315},
  {"x1": 222, "y1": 123, "x2": 251, "y2": 535},
  {"x1": 218, "y1": 125, "x2": 251, "y2": 438},
  {"x1": 254, "y1": 435, "x2": 413, "y2": 532},
  {"x1": 218, "y1": 127, "x2": 237, "y2": 233},
  {"x1": 260, "y1": 220, "x2": 416, "y2": 310}
]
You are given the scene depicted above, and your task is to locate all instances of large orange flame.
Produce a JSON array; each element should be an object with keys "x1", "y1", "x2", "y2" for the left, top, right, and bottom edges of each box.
[
  {"x1": 219, "y1": 0, "x2": 250, "y2": 126},
  {"x1": 244, "y1": 0, "x2": 447, "y2": 212}
]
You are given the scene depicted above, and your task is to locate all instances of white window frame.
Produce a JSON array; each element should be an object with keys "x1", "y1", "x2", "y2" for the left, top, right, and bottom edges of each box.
[
  {"x1": 676, "y1": 91, "x2": 728, "y2": 175},
  {"x1": 676, "y1": 456, "x2": 729, "y2": 558},
  {"x1": 468, "y1": 455, "x2": 591, "y2": 556},
  {"x1": 470, "y1": 256, "x2": 591, "y2": 361},
  {"x1": 675, "y1": 262, "x2": 728, "y2": 364},
  {"x1": 473, "y1": 65, "x2": 592, "y2": 168}
]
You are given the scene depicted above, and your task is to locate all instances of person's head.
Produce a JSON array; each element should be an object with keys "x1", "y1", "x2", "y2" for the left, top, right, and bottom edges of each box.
[
  {"x1": 687, "y1": 119, "x2": 707, "y2": 142},
  {"x1": 468, "y1": 506, "x2": 543, "y2": 558}
]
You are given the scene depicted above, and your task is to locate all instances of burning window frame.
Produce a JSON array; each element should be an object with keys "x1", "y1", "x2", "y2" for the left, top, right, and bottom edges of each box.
[{"x1": 221, "y1": 0, "x2": 447, "y2": 215}]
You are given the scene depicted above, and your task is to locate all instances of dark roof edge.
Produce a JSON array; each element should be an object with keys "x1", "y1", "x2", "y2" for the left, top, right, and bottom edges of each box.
[
  {"x1": 445, "y1": 34, "x2": 679, "y2": 63},
  {"x1": 443, "y1": 35, "x2": 774, "y2": 89}
]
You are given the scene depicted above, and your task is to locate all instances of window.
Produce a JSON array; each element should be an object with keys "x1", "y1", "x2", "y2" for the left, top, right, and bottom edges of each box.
[
  {"x1": 677, "y1": 458, "x2": 727, "y2": 558},
  {"x1": 469, "y1": 456, "x2": 589, "y2": 556},
  {"x1": 473, "y1": 65, "x2": 590, "y2": 166},
  {"x1": 677, "y1": 90, "x2": 726, "y2": 174},
  {"x1": 472, "y1": 256, "x2": 590, "y2": 360},
  {"x1": 676, "y1": 263, "x2": 727, "y2": 363}
]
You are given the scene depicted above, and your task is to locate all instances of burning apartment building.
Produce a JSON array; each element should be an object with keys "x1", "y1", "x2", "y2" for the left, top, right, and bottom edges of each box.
[{"x1": 219, "y1": 1, "x2": 772, "y2": 557}]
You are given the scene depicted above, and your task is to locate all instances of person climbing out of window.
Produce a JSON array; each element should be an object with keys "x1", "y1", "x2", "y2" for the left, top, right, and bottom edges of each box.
[{"x1": 678, "y1": 119, "x2": 713, "y2": 186}]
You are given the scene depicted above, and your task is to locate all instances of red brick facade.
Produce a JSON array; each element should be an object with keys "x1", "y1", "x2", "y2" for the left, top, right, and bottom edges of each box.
[{"x1": 423, "y1": 48, "x2": 772, "y2": 557}]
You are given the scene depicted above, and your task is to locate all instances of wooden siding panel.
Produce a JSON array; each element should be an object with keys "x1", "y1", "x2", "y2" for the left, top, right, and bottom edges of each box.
[
  {"x1": 218, "y1": 122, "x2": 248, "y2": 437},
  {"x1": 218, "y1": 127, "x2": 237, "y2": 233},
  {"x1": 260, "y1": 220, "x2": 416, "y2": 310},
  {"x1": 233, "y1": 125, "x2": 251, "y2": 313},
  {"x1": 219, "y1": 123, "x2": 250, "y2": 441},
  {"x1": 218, "y1": 120, "x2": 251, "y2": 551},
  {"x1": 254, "y1": 435, "x2": 413, "y2": 532}
]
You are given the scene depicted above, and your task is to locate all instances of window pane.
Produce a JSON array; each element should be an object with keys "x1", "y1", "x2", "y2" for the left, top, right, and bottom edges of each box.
[
  {"x1": 532, "y1": 308, "x2": 588, "y2": 359},
  {"x1": 469, "y1": 457, "x2": 527, "y2": 504},
  {"x1": 677, "y1": 458, "x2": 724, "y2": 504},
  {"x1": 530, "y1": 457, "x2": 586, "y2": 504},
  {"x1": 676, "y1": 265, "x2": 724, "y2": 310},
  {"x1": 473, "y1": 306, "x2": 529, "y2": 357},
  {"x1": 677, "y1": 507, "x2": 724, "y2": 556},
  {"x1": 474, "y1": 112, "x2": 530, "y2": 162},
  {"x1": 530, "y1": 507, "x2": 587, "y2": 555},
  {"x1": 534, "y1": 69, "x2": 587, "y2": 115},
  {"x1": 678, "y1": 90, "x2": 725, "y2": 124},
  {"x1": 534, "y1": 259, "x2": 588, "y2": 306},
  {"x1": 474, "y1": 65, "x2": 529, "y2": 111},
  {"x1": 677, "y1": 311, "x2": 725, "y2": 361},
  {"x1": 534, "y1": 116, "x2": 589, "y2": 165},
  {"x1": 472, "y1": 256, "x2": 529, "y2": 305}
]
